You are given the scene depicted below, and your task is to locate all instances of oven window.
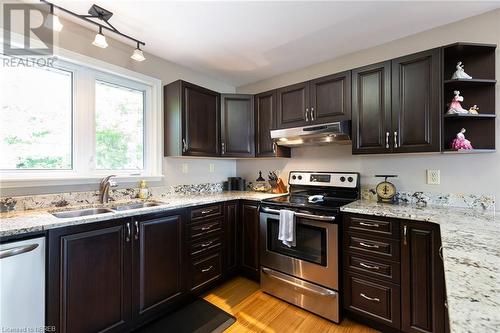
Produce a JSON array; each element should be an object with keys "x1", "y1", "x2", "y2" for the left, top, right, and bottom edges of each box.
[{"x1": 266, "y1": 217, "x2": 327, "y2": 266}]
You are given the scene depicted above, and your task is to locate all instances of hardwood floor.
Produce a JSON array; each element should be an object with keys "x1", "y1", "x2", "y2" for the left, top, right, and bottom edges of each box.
[{"x1": 203, "y1": 277, "x2": 379, "y2": 333}]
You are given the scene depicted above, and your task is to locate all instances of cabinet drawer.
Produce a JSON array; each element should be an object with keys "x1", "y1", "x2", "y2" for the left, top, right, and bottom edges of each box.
[
  {"x1": 190, "y1": 204, "x2": 223, "y2": 222},
  {"x1": 346, "y1": 253, "x2": 400, "y2": 284},
  {"x1": 190, "y1": 234, "x2": 222, "y2": 256},
  {"x1": 188, "y1": 218, "x2": 222, "y2": 240},
  {"x1": 346, "y1": 232, "x2": 400, "y2": 261},
  {"x1": 189, "y1": 252, "x2": 222, "y2": 292},
  {"x1": 345, "y1": 273, "x2": 400, "y2": 328},
  {"x1": 346, "y1": 215, "x2": 399, "y2": 238}
]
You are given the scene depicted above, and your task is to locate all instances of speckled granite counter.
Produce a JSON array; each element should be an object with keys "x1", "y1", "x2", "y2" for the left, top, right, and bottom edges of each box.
[
  {"x1": 0, "y1": 191, "x2": 280, "y2": 238},
  {"x1": 341, "y1": 200, "x2": 499, "y2": 333}
]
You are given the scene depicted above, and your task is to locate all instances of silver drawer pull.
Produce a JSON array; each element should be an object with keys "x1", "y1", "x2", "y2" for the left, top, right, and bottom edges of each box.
[
  {"x1": 359, "y1": 242, "x2": 380, "y2": 249},
  {"x1": 0, "y1": 244, "x2": 39, "y2": 259},
  {"x1": 201, "y1": 265, "x2": 213, "y2": 273},
  {"x1": 360, "y1": 293, "x2": 380, "y2": 302},
  {"x1": 359, "y1": 262, "x2": 380, "y2": 270},
  {"x1": 200, "y1": 241, "x2": 214, "y2": 248},
  {"x1": 201, "y1": 209, "x2": 214, "y2": 215},
  {"x1": 359, "y1": 222, "x2": 380, "y2": 228},
  {"x1": 201, "y1": 224, "x2": 215, "y2": 231}
]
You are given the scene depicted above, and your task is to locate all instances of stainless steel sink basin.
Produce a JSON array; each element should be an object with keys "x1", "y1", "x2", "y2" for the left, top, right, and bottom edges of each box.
[
  {"x1": 111, "y1": 202, "x2": 162, "y2": 211},
  {"x1": 51, "y1": 208, "x2": 114, "y2": 218}
]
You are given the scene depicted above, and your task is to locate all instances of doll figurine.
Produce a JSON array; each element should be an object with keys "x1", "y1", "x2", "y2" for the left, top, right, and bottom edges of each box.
[
  {"x1": 447, "y1": 90, "x2": 469, "y2": 114},
  {"x1": 450, "y1": 128, "x2": 473, "y2": 150},
  {"x1": 469, "y1": 105, "x2": 479, "y2": 114},
  {"x1": 451, "y1": 61, "x2": 472, "y2": 80}
]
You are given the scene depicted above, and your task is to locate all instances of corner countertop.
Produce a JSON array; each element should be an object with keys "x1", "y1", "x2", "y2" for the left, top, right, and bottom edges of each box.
[
  {"x1": 0, "y1": 191, "x2": 281, "y2": 238},
  {"x1": 341, "y1": 200, "x2": 499, "y2": 333}
]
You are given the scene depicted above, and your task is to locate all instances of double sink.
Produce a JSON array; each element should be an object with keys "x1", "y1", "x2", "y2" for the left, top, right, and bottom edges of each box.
[{"x1": 51, "y1": 202, "x2": 164, "y2": 219}]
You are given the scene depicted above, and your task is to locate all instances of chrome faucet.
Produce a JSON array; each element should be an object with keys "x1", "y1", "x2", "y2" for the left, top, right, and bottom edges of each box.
[{"x1": 99, "y1": 175, "x2": 117, "y2": 204}]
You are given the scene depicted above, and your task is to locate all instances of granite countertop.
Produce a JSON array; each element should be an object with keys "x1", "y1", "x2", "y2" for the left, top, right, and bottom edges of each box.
[
  {"x1": 341, "y1": 200, "x2": 499, "y2": 333},
  {"x1": 0, "y1": 191, "x2": 280, "y2": 238}
]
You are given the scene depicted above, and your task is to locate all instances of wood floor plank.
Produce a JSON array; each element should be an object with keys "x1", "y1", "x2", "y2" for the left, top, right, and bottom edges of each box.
[{"x1": 203, "y1": 277, "x2": 380, "y2": 333}]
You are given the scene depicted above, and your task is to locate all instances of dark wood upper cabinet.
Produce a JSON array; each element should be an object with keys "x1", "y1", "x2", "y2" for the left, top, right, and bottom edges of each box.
[
  {"x1": 310, "y1": 71, "x2": 352, "y2": 124},
  {"x1": 133, "y1": 213, "x2": 184, "y2": 320},
  {"x1": 220, "y1": 94, "x2": 254, "y2": 157},
  {"x1": 254, "y1": 90, "x2": 291, "y2": 157},
  {"x1": 392, "y1": 49, "x2": 441, "y2": 153},
  {"x1": 47, "y1": 220, "x2": 132, "y2": 333},
  {"x1": 401, "y1": 221, "x2": 445, "y2": 333},
  {"x1": 239, "y1": 202, "x2": 260, "y2": 281},
  {"x1": 164, "y1": 80, "x2": 220, "y2": 157},
  {"x1": 277, "y1": 82, "x2": 310, "y2": 128},
  {"x1": 352, "y1": 61, "x2": 392, "y2": 154}
]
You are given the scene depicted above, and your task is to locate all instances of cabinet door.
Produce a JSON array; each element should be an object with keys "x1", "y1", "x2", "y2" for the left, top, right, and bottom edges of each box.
[
  {"x1": 133, "y1": 213, "x2": 184, "y2": 320},
  {"x1": 392, "y1": 49, "x2": 441, "y2": 153},
  {"x1": 47, "y1": 221, "x2": 131, "y2": 333},
  {"x1": 401, "y1": 221, "x2": 445, "y2": 333},
  {"x1": 224, "y1": 202, "x2": 239, "y2": 275},
  {"x1": 240, "y1": 202, "x2": 260, "y2": 280},
  {"x1": 182, "y1": 82, "x2": 220, "y2": 156},
  {"x1": 277, "y1": 82, "x2": 310, "y2": 129},
  {"x1": 221, "y1": 94, "x2": 254, "y2": 157},
  {"x1": 352, "y1": 61, "x2": 392, "y2": 154},
  {"x1": 310, "y1": 71, "x2": 352, "y2": 124}
]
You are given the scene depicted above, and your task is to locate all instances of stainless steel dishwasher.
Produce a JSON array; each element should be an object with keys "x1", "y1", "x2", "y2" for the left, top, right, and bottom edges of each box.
[{"x1": 0, "y1": 237, "x2": 45, "y2": 330}]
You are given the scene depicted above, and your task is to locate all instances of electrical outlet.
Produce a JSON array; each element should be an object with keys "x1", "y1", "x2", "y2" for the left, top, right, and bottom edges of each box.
[
  {"x1": 427, "y1": 170, "x2": 440, "y2": 185},
  {"x1": 209, "y1": 163, "x2": 215, "y2": 173},
  {"x1": 181, "y1": 163, "x2": 189, "y2": 174}
]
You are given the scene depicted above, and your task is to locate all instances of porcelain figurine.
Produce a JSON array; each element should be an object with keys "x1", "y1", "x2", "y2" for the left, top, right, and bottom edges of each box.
[
  {"x1": 447, "y1": 90, "x2": 469, "y2": 114},
  {"x1": 469, "y1": 105, "x2": 480, "y2": 114},
  {"x1": 451, "y1": 61, "x2": 472, "y2": 80},
  {"x1": 450, "y1": 128, "x2": 473, "y2": 150}
]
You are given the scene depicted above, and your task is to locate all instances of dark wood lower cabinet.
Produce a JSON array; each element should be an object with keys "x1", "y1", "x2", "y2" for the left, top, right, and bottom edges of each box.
[
  {"x1": 224, "y1": 201, "x2": 239, "y2": 276},
  {"x1": 239, "y1": 202, "x2": 260, "y2": 281},
  {"x1": 343, "y1": 213, "x2": 446, "y2": 333}
]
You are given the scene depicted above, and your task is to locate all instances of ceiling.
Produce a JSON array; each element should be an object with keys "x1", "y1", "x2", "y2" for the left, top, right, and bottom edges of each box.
[{"x1": 51, "y1": 1, "x2": 500, "y2": 87}]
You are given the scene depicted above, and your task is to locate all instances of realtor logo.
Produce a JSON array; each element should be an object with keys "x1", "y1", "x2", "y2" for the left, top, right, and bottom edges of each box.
[{"x1": 3, "y1": 3, "x2": 53, "y2": 56}]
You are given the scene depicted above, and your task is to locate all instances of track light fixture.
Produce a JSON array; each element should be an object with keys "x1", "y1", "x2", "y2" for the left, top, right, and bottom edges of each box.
[{"x1": 40, "y1": 0, "x2": 146, "y2": 61}]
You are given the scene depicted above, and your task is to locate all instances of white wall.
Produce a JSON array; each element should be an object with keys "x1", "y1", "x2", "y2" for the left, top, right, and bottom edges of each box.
[
  {"x1": 236, "y1": 9, "x2": 500, "y2": 208},
  {"x1": 1, "y1": 6, "x2": 237, "y2": 196}
]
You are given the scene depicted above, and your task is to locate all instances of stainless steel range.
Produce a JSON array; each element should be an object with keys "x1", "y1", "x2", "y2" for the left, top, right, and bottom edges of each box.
[{"x1": 259, "y1": 171, "x2": 360, "y2": 323}]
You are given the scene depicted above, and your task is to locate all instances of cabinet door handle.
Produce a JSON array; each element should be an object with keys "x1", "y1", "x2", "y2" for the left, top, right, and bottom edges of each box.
[
  {"x1": 359, "y1": 262, "x2": 380, "y2": 270},
  {"x1": 439, "y1": 245, "x2": 443, "y2": 261},
  {"x1": 126, "y1": 223, "x2": 131, "y2": 242},
  {"x1": 386, "y1": 132, "x2": 390, "y2": 149},
  {"x1": 273, "y1": 142, "x2": 277, "y2": 154},
  {"x1": 403, "y1": 225, "x2": 408, "y2": 245},
  {"x1": 359, "y1": 222, "x2": 379, "y2": 228},
  {"x1": 394, "y1": 131, "x2": 398, "y2": 148},
  {"x1": 360, "y1": 293, "x2": 380, "y2": 302},
  {"x1": 221, "y1": 142, "x2": 225, "y2": 155},
  {"x1": 359, "y1": 242, "x2": 380, "y2": 249},
  {"x1": 182, "y1": 138, "x2": 188, "y2": 152},
  {"x1": 201, "y1": 265, "x2": 213, "y2": 273},
  {"x1": 305, "y1": 108, "x2": 309, "y2": 122},
  {"x1": 311, "y1": 107, "x2": 315, "y2": 121},
  {"x1": 134, "y1": 221, "x2": 139, "y2": 240}
]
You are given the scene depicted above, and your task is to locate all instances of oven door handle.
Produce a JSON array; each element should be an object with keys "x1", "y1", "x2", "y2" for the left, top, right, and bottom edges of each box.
[
  {"x1": 262, "y1": 267, "x2": 337, "y2": 297},
  {"x1": 260, "y1": 207, "x2": 335, "y2": 222}
]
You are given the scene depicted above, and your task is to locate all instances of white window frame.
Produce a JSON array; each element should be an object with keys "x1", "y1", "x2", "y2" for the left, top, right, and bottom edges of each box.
[{"x1": 0, "y1": 43, "x2": 163, "y2": 189}]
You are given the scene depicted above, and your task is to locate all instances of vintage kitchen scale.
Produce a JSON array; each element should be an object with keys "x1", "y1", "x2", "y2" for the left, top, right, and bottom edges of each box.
[{"x1": 375, "y1": 175, "x2": 398, "y2": 203}]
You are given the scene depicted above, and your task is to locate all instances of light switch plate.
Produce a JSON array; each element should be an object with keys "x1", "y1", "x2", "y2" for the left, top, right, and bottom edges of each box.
[
  {"x1": 209, "y1": 164, "x2": 215, "y2": 173},
  {"x1": 427, "y1": 170, "x2": 440, "y2": 185},
  {"x1": 181, "y1": 163, "x2": 189, "y2": 174}
]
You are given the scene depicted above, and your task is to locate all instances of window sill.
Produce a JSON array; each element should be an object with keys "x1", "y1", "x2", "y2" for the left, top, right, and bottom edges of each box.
[{"x1": 0, "y1": 175, "x2": 164, "y2": 189}]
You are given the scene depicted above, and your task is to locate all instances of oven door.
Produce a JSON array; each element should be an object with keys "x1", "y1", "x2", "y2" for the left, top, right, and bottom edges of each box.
[{"x1": 259, "y1": 208, "x2": 339, "y2": 290}]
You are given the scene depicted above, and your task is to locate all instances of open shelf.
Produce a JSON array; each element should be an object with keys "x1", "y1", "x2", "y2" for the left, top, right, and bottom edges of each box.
[{"x1": 443, "y1": 114, "x2": 496, "y2": 119}]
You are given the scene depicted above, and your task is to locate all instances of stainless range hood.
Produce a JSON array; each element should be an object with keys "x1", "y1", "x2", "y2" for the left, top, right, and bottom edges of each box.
[{"x1": 270, "y1": 121, "x2": 351, "y2": 147}]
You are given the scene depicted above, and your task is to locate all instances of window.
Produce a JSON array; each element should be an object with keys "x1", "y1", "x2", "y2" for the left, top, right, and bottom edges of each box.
[{"x1": 0, "y1": 54, "x2": 162, "y2": 186}]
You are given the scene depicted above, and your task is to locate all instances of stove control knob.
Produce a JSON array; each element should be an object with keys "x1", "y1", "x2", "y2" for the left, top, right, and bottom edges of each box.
[
  {"x1": 298, "y1": 175, "x2": 302, "y2": 180},
  {"x1": 340, "y1": 176, "x2": 346, "y2": 182},
  {"x1": 348, "y1": 177, "x2": 354, "y2": 183},
  {"x1": 292, "y1": 175, "x2": 297, "y2": 180}
]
